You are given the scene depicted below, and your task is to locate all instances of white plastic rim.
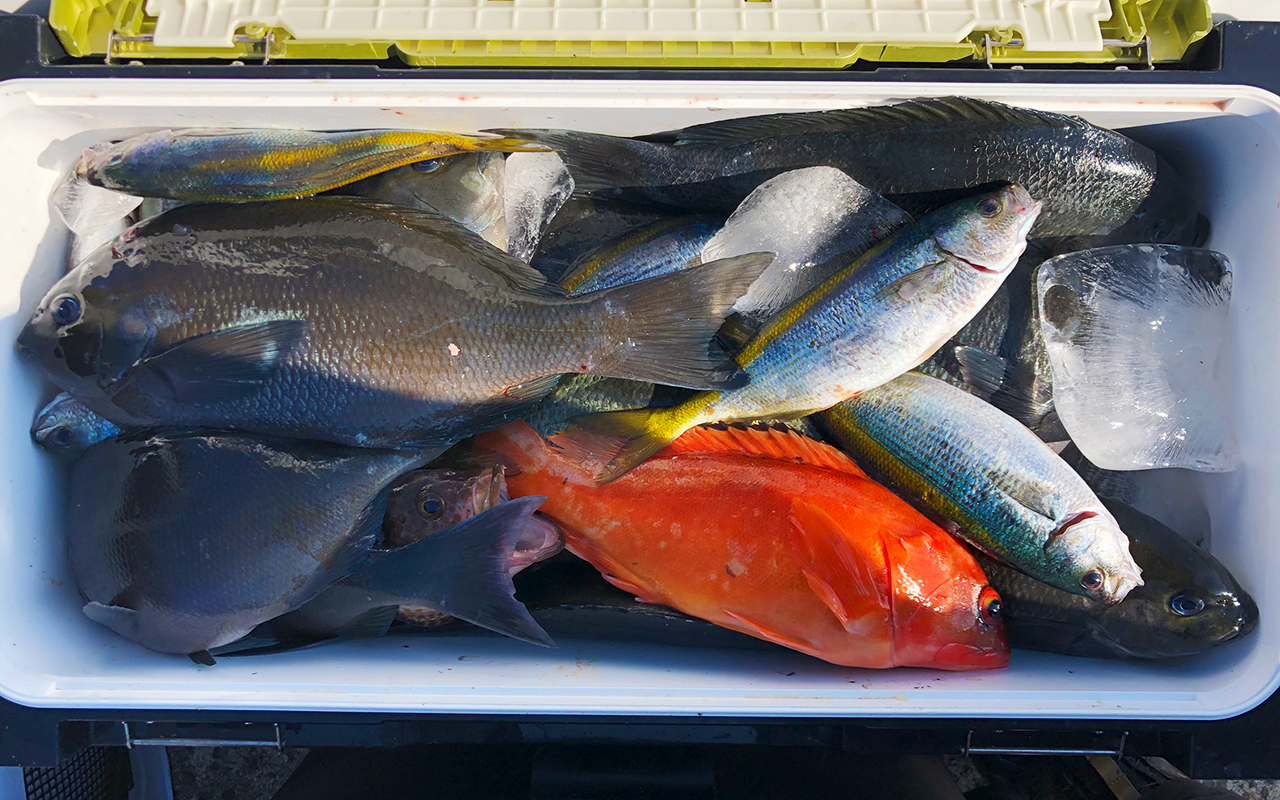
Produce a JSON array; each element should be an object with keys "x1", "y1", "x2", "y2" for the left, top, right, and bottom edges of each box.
[{"x1": 0, "y1": 78, "x2": 1275, "y2": 719}]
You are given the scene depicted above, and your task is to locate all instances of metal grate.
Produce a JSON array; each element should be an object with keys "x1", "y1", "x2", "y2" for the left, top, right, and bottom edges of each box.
[{"x1": 23, "y1": 746, "x2": 134, "y2": 800}]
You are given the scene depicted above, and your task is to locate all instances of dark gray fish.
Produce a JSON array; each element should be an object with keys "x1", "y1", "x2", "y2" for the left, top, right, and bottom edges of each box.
[
  {"x1": 495, "y1": 97, "x2": 1199, "y2": 241},
  {"x1": 18, "y1": 197, "x2": 769, "y2": 449},
  {"x1": 245, "y1": 496, "x2": 557, "y2": 649},
  {"x1": 31, "y1": 392, "x2": 122, "y2": 459},
  {"x1": 531, "y1": 198, "x2": 673, "y2": 283},
  {"x1": 977, "y1": 499, "x2": 1257, "y2": 659},
  {"x1": 67, "y1": 432, "x2": 429, "y2": 658}
]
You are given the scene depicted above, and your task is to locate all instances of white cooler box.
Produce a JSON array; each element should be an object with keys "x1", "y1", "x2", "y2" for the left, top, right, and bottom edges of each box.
[{"x1": 0, "y1": 77, "x2": 1274, "y2": 720}]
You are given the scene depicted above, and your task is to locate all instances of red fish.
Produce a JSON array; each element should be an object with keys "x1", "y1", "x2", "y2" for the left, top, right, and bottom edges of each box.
[{"x1": 476, "y1": 421, "x2": 1009, "y2": 670}]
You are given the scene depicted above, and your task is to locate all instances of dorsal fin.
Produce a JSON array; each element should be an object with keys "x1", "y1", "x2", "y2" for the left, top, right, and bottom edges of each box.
[
  {"x1": 662, "y1": 423, "x2": 867, "y2": 477},
  {"x1": 310, "y1": 196, "x2": 565, "y2": 298},
  {"x1": 674, "y1": 98, "x2": 1082, "y2": 148}
]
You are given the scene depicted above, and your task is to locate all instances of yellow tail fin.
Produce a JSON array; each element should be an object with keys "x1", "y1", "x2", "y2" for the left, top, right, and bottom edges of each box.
[{"x1": 551, "y1": 405, "x2": 693, "y2": 485}]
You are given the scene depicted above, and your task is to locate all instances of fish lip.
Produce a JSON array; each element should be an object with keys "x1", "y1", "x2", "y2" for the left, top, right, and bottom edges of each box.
[{"x1": 939, "y1": 246, "x2": 999, "y2": 274}]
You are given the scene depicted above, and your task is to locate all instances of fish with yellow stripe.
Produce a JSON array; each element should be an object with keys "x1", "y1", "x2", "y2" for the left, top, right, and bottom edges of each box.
[
  {"x1": 815, "y1": 372, "x2": 1143, "y2": 605},
  {"x1": 557, "y1": 184, "x2": 1042, "y2": 484},
  {"x1": 77, "y1": 128, "x2": 547, "y2": 202},
  {"x1": 559, "y1": 215, "x2": 724, "y2": 295}
]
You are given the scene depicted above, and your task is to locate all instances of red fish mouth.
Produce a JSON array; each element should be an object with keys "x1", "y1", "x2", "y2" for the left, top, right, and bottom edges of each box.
[{"x1": 933, "y1": 642, "x2": 1011, "y2": 670}]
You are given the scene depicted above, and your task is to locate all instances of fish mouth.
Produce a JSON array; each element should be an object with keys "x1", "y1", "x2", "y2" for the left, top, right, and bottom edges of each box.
[
  {"x1": 1223, "y1": 593, "x2": 1260, "y2": 641},
  {"x1": 508, "y1": 514, "x2": 565, "y2": 574},
  {"x1": 932, "y1": 642, "x2": 1010, "y2": 670},
  {"x1": 940, "y1": 247, "x2": 999, "y2": 274}
]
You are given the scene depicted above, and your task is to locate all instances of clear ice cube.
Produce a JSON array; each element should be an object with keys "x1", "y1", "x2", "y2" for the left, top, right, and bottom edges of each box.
[{"x1": 1038, "y1": 244, "x2": 1238, "y2": 472}]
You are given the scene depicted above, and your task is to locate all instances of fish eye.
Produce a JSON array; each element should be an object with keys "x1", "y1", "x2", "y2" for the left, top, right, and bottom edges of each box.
[
  {"x1": 418, "y1": 492, "x2": 445, "y2": 520},
  {"x1": 978, "y1": 587, "x2": 1003, "y2": 627},
  {"x1": 50, "y1": 427, "x2": 73, "y2": 448},
  {"x1": 1081, "y1": 569, "x2": 1105, "y2": 591},
  {"x1": 51, "y1": 295, "x2": 81, "y2": 327},
  {"x1": 1151, "y1": 218, "x2": 1171, "y2": 241},
  {"x1": 1171, "y1": 594, "x2": 1206, "y2": 617},
  {"x1": 413, "y1": 159, "x2": 444, "y2": 173},
  {"x1": 977, "y1": 198, "x2": 1002, "y2": 218}
]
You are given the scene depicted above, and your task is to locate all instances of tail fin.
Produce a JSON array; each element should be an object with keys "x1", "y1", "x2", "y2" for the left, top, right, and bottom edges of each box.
[
  {"x1": 588, "y1": 252, "x2": 772, "y2": 390},
  {"x1": 354, "y1": 496, "x2": 555, "y2": 647},
  {"x1": 484, "y1": 129, "x2": 675, "y2": 193},
  {"x1": 552, "y1": 406, "x2": 691, "y2": 485}
]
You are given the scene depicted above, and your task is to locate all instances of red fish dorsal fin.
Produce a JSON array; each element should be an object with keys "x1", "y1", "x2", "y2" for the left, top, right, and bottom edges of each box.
[
  {"x1": 790, "y1": 500, "x2": 891, "y2": 632},
  {"x1": 663, "y1": 423, "x2": 867, "y2": 477}
]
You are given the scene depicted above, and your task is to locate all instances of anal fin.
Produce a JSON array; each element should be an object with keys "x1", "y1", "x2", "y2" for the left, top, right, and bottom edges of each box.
[{"x1": 722, "y1": 608, "x2": 821, "y2": 656}]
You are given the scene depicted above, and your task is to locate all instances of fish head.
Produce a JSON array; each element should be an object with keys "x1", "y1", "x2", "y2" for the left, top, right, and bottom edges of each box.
[
  {"x1": 1045, "y1": 510, "x2": 1144, "y2": 605},
  {"x1": 382, "y1": 465, "x2": 563, "y2": 574},
  {"x1": 932, "y1": 184, "x2": 1043, "y2": 274},
  {"x1": 887, "y1": 530, "x2": 1010, "y2": 670},
  {"x1": 76, "y1": 131, "x2": 173, "y2": 192},
  {"x1": 383, "y1": 465, "x2": 508, "y2": 547},
  {"x1": 30, "y1": 392, "x2": 120, "y2": 459},
  {"x1": 1084, "y1": 500, "x2": 1259, "y2": 655},
  {"x1": 18, "y1": 247, "x2": 157, "y2": 399}
]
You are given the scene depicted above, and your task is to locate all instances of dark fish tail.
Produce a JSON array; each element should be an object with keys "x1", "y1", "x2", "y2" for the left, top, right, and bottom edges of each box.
[
  {"x1": 486, "y1": 129, "x2": 697, "y2": 193},
  {"x1": 352, "y1": 496, "x2": 555, "y2": 647},
  {"x1": 579, "y1": 252, "x2": 773, "y2": 391}
]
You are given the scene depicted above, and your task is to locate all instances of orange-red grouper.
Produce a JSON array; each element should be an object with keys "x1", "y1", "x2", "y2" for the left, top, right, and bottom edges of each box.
[{"x1": 476, "y1": 421, "x2": 1010, "y2": 670}]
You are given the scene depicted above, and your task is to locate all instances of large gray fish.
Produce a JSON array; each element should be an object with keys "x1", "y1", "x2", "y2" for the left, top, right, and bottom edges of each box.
[
  {"x1": 67, "y1": 432, "x2": 429, "y2": 659},
  {"x1": 497, "y1": 97, "x2": 1201, "y2": 242},
  {"x1": 343, "y1": 152, "x2": 506, "y2": 247},
  {"x1": 816, "y1": 372, "x2": 1143, "y2": 604},
  {"x1": 977, "y1": 499, "x2": 1257, "y2": 659},
  {"x1": 17, "y1": 197, "x2": 769, "y2": 449}
]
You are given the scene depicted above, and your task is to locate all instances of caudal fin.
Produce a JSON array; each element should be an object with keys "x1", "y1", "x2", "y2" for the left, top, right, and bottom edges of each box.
[
  {"x1": 588, "y1": 252, "x2": 772, "y2": 390},
  {"x1": 552, "y1": 406, "x2": 690, "y2": 485},
  {"x1": 356, "y1": 496, "x2": 555, "y2": 647}
]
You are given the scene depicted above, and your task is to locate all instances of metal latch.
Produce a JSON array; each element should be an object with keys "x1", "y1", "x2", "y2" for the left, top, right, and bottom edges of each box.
[
  {"x1": 123, "y1": 721, "x2": 284, "y2": 750},
  {"x1": 982, "y1": 34, "x2": 1154, "y2": 70},
  {"x1": 963, "y1": 729, "x2": 1127, "y2": 758}
]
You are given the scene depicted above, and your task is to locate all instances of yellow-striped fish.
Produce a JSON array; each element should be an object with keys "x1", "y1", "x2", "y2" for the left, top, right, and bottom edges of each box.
[
  {"x1": 558, "y1": 184, "x2": 1042, "y2": 484},
  {"x1": 78, "y1": 128, "x2": 547, "y2": 202}
]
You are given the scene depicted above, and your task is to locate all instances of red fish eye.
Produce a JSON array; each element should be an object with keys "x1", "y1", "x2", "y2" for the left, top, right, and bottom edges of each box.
[
  {"x1": 979, "y1": 587, "x2": 1002, "y2": 627},
  {"x1": 1081, "y1": 570, "x2": 1105, "y2": 590}
]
